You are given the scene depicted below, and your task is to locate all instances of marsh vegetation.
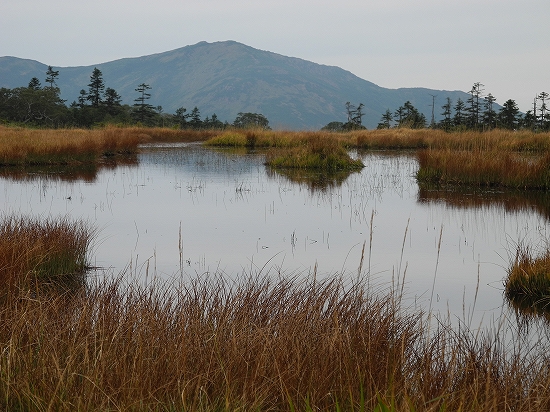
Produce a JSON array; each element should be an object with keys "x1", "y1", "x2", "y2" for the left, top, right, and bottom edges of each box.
[{"x1": 1, "y1": 125, "x2": 550, "y2": 410}]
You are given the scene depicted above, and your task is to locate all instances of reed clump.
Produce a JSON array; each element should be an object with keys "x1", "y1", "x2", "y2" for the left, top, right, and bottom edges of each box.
[
  {"x1": 417, "y1": 149, "x2": 550, "y2": 189},
  {"x1": 266, "y1": 134, "x2": 364, "y2": 171},
  {"x1": 0, "y1": 215, "x2": 93, "y2": 288},
  {"x1": 0, "y1": 126, "x2": 146, "y2": 165},
  {"x1": 1, "y1": 273, "x2": 550, "y2": 411},
  {"x1": 352, "y1": 128, "x2": 550, "y2": 152},
  {"x1": 505, "y1": 246, "x2": 550, "y2": 313}
]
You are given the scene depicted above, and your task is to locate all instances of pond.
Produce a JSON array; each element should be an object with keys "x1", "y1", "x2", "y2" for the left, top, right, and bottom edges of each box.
[{"x1": 2, "y1": 143, "x2": 549, "y2": 330}]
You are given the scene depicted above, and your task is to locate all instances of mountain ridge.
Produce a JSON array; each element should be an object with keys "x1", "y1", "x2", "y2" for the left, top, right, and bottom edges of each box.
[{"x1": 0, "y1": 41, "x2": 470, "y2": 129}]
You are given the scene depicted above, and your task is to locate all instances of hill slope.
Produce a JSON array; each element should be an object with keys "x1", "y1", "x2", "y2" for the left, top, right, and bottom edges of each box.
[{"x1": 0, "y1": 41, "x2": 470, "y2": 129}]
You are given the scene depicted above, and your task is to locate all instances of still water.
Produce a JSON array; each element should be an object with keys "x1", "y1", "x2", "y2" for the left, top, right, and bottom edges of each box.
[{"x1": 2, "y1": 143, "x2": 549, "y2": 327}]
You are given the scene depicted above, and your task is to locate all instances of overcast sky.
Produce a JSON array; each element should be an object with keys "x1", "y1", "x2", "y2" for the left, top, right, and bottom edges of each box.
[{"x1": 1, "y1": 0, "x2": 548, "y2": 113}]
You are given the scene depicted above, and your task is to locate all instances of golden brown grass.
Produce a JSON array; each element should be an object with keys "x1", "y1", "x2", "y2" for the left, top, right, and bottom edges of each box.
[
  {"x1": 265, "y1": 134, "x2": 364, "y2": 171},
  {"x1": 0, "y1": 126, "x2": 146, "y2": 165},
  {"x1": 417, "y1": 150, "x2": 550, "y2": 189},
  {"x1": 205, "y1": 128, "x2": 550, "y2": 152},
  {"x1": 505, "y1": 245, "x2": 550, "y2": 315},
  {"x1": 1, "y1": 271, "x2": 550, "y2": 411},
  {"x1": 0, "y1": 215, "x2": 93, "y2": 290},
  {"x1": 352, "y1": 128, "x2": 550, "y2": 151}
]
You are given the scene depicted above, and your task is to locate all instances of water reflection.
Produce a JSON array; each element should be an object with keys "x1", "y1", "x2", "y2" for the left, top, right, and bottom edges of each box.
[
  {"x1": 266, "y1": 168, "x2": 357, "y2": 192},
  {"x1": 0, "y1": 155, "x2": 138, "y2": 183},
  {"x1": 418, "y1": 185, "x2": 550, "y2": 221}
]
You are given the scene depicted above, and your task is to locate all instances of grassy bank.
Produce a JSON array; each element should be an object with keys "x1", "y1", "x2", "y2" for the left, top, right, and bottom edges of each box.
[
  {"x1": 416, "y1": 150, "x2": 550, "y2": 189},
  {"x1": 1, "y1": 273, "x2": 550, "y2": 411},
  {"x1": 0, "y1": 215, "x2": 93, "y2": 290},
  {"x1": 0, "y1": 126, "x2": 143, "y2": 165},
  {"x1": 204, "y1": 128, "x2": 550, "y2": 152}
]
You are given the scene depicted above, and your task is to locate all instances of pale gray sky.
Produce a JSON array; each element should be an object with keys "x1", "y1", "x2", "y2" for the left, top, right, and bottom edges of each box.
[{"x1": 1, "y1": 0, "x2": 548, "y2": 112}]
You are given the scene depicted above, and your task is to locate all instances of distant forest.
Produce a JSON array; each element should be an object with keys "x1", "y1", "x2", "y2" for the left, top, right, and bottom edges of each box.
[
  {"x1": 1, "y1": 67, "x2": 548, "y2": 133},
  {"x1": 0, "y1": 66, "x2": 270, "y2": 130},
  {"x1": 325, "y1": 82, "x2": 550, "y2": 132}
]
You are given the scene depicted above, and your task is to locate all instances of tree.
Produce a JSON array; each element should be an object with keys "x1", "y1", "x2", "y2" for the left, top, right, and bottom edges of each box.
[
  {"x1": 466, "y1": 82, "x2": 484, "y2": 129},
  {"x1": 233, "y1": 112, "x2": 270, "y2": 129},
  {"x1": 28, "y1": 77, "x2": 41, "y2": 90},
  {"x1": 5, "y1": 85, "x2": 67, "y2": 126},
  {"x1": 174, "y1": 107, "x2": 189, "y2": 128},
  {"x1": 398, "y1": 101, "x2": 426, "y2": 129},
  {"x1": 343, "y1": 102, "x2": 365, "y2": 129},
  {"x1": 104, "y1": 87, "x2": 122, "y2": 116},
  {"x1": 321, "y1": 121, "x2": 345, "y2": 132},
  {"x1": 498, "y1": 99, "x2": 520, "y2": 130},
  {"x1": 87, "y1": 67, "x2": 105, "y2": 107},
  {"x1": 453, "y1": 98, "x2": 466, "y2": 128},
  {"x1": 440, "y1": 97, "x2": 453, "y2": 131},
  {"x1": 537, "y1": 92, "x2": 549, "y2": 131},
  {"x1": 132, "y1": 83, "x2": 155, "y2": 124},
  {"x1": 188, "y1": 107, "x2": 203, "y2": 128},
  {"x1": 352, "y1": 103, "x2": 365, "y2": 126},
  {"x1": 345, "y1": 102, "x2": 356, "y2": 123},
  {"x1": 482, "y1": 93, "x2": 497, "y2": 130},
  {"x1": 45, "y1": 66, "x2": 60, "y2": 89},
  {"x1": 377, "y1": 109, "x2": 393, "y2": 129},
  {"x1": 77, "y1": 89, "x2": 88, "y2": 108},
  {"x1": 203, "y1": 113, "x2": 224, "y2": 129},
  {"x1": 394, "y1": 106, "x2": 406, "y2": 127},
  {"x1": 522, "y1": 110, "x2": 537, "y2": 131}
]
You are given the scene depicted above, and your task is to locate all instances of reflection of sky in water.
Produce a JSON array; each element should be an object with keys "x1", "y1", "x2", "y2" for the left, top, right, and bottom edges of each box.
[{"x1": 1, "y1": 144, "x2": 549, "y2": 328}]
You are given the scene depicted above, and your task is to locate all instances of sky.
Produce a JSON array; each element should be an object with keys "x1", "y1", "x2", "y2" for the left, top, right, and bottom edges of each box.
[{"x1": 1, "y1": 0, "x2": 549, "y2": 113}]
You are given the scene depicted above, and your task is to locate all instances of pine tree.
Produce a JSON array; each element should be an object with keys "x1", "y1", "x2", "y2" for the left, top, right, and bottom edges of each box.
[
  {"x1": 482, "y1": 93, "x2": 497, "y2": 130},
  {"x1": 87, "y1": 68, "x2": 105, "y2": 107},
  {"x1": 440, "y1": 97, "x2": 453, "y2": 131},
  {"x1": 133, "y1": 83, "x2": 155, "y2": 124},
  {"x1": 45, "y1": 66, "x2": 60, "y2": 89}
]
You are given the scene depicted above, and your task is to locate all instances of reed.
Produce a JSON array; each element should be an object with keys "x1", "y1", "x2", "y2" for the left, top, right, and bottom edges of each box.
[
  {"x1": 1, "y1": 271, "x2": 550, "y2": 411},
  {"x1": 0, "y1": 126, "x2": 146, "y2": 165},
  {"x1": 352, "y1": 128, "x2": 550, "y2": 152},
  {"x1": 505, "y1": 245, "x2": 550, "y2": 314},
  {"x1": 0, "y1": 215, "x2": 93, "y2": 289},
  {"x1": 417, "y1": 149, "x2": 550, "y2": 189},
  {"x1": 266, "y1": 134, "x2": 364, "y2": 171}
]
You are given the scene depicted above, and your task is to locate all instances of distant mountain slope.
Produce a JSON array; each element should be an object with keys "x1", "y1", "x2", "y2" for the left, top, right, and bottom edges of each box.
[{"x1": 0, "y1": 41, "x2": 471, "y2": 129}]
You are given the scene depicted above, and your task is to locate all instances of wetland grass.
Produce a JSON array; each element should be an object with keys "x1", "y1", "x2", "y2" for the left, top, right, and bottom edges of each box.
[
  {"x1": 204, "y1": 128, "x2": 550, "y2": 152},
  {"x1": 2, "y1": 270, "x2": 550, "y2": 410},
  {"x1": 0, "y1": 126, "x2": 144, "y2": 165},
  {"x1": 265, "y1": 134, "x2": 364, "y2": 171},
  {"x1": 416, "y1": 149, "x2": 550, "y2": 189},
  {"x1": 505, "y1": 245, "x2": 550, "y2": 314},
  {"x1": 0, "y1": 215, "x2": 93, "y2": 291}
]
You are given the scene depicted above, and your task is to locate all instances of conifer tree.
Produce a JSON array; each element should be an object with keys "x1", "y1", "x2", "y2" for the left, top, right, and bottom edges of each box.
[{"x1": 87, "y1": 67, "x2": 105, "y2": 107}]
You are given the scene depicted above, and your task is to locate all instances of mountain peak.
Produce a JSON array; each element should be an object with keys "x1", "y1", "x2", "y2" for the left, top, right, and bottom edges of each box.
[{"x1": 0, "y1": 42, "x2": 469, "y2": 129}]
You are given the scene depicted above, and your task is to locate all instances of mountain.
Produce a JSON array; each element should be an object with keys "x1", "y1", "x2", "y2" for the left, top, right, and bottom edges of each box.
[{"x1": 0, "y1": 41, "x2": 471, "y2": 129}]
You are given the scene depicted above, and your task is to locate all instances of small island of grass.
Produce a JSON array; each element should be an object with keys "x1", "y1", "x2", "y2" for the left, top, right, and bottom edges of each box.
[{"x1": 505, "y1": 246, "x2": 550, "y2": 313}]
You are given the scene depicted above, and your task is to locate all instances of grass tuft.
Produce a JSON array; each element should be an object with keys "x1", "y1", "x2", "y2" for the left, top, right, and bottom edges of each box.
[
  {"x1": 505, "y1": 245, "x2": 550, "y2": 314},
  {"x1": 0, "y1": 215, "x2": 94, "y2": 289}
]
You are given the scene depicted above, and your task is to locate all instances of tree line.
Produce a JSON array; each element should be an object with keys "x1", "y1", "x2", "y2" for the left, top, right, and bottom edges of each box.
[
  {"x1": 0, "y1": 66, "x2": 270, "y2": 130},
  {"x1": 377, "y1": 82, "x2": 550, "y2": 132}
]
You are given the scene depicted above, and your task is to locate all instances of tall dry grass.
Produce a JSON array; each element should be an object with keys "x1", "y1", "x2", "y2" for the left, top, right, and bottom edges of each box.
[
  {"x1": 352, "y1": 128, "x2": 550, "y2": 151},
  {"x1": 417, "y1": 150, "x2": 550, "y2": 189},
  {"x1": 0, "y1": 215, "x2": 93, "y2": 289},
  {"x1": 0, "y1": 126, "x2": 145, "y2": 165},
  {"x1": 265, "y1": 134, "x2": 364, "y2": 171},
  {"x1": 505, "y1": 245, "x2": 550, "y2": 315},
  {"x1": 205, "y1": 128, "x2": 550, "y2": 152},
  {"x1": 1, "y1": 271, "x2": 550, "y2": 411}
]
